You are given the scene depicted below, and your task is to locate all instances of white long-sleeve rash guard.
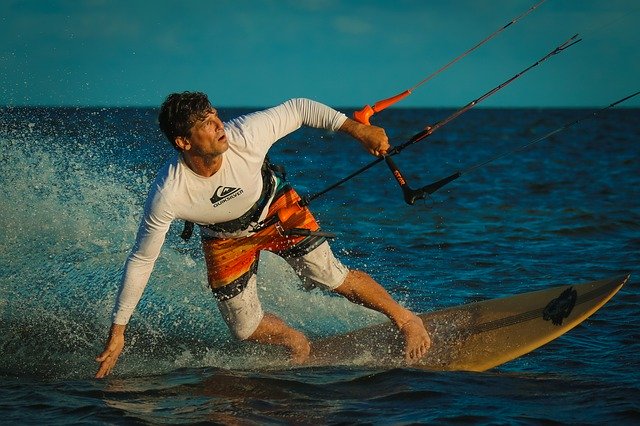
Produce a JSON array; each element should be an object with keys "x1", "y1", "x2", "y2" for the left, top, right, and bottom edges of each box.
[{"x1": 111, "y1": 98, "x2": 348, "y2": 325}]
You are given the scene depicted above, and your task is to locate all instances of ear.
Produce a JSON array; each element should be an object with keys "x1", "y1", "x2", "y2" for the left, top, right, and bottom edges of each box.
[{"x1": 175, "y1": 136, "x2": 190, "y2": 151}]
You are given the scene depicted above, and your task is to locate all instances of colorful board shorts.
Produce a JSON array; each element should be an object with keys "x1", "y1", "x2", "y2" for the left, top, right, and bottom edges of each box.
[{"x1": 201, "y1": 186, "x2": 349, "y2": 340}]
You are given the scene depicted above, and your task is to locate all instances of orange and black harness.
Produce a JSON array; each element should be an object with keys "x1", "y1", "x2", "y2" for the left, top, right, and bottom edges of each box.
[{"x1": 180, "y1": 158, "x2": 334, "y2": 243}]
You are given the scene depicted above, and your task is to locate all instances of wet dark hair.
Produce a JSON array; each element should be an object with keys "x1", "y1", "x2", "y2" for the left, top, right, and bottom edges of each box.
[{"x1": 158, "y1": 91, "x2": 213, "y2": 151}]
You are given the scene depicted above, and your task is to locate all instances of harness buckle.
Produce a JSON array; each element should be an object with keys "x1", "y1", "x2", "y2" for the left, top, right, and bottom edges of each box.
[{"x1": 274, "y1": 221, "x2": 286, "y2": 236}]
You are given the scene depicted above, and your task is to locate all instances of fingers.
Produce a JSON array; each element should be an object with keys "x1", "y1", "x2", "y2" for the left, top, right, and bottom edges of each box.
[
  {"x1": 95, "y1": 358, "x2": 111, "y2": 378},
  {"x1": 95, "y1": 361, "x2": 111, "y2": 379},
  {"x1": 95, "y1": 337, "x2": 124, "y2": 379},
  {"x1": 96, "y1": 340, "x2": 120, "y2": 362},
  {"x1": 369, "y1": 145, "x2": 390, "y2": 158},
  {"x1": 372, "y1": 128, "x2": 390, "y2": 156},
  {"x1": 95, "y1": 347, "x2": 111, "y2": 362},
  {"x1": 360, "y1": 124, "x2": 389, "y2": 157},
  {"x1": 95, "y1": 349, "x2": 119, "y2": 378}
]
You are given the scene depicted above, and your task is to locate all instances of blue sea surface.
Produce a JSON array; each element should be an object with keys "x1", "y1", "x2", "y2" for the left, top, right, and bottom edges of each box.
[{"x1": 1, "y1": 105, "x2": 639, "y2": 424}]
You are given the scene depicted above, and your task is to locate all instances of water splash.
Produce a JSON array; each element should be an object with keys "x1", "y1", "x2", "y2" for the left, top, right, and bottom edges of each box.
[{"x1": 0, "y1": 108, "x2": 384, "y2": 379}]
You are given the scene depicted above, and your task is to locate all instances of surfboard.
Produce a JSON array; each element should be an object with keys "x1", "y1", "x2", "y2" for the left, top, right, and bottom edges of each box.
[{"x1": 310, "y1": 274, "x2": 629, "y2": 371}]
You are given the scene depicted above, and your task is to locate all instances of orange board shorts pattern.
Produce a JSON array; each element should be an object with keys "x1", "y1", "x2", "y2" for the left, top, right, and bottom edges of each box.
[{"x1": 202, "y1": 187, "x2": 326, "y2": 301}]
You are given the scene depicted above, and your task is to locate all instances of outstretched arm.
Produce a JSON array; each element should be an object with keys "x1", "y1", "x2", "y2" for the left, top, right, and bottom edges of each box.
[
  {"x1": 339, "y1": 117, "x2": 391, "y2": 157},
  {"x1": 228, "y1": 98, "x2": 390, "y2": 157},
  {"x1": 95, "y1": 189, "x2": 174, "y2": 379}
]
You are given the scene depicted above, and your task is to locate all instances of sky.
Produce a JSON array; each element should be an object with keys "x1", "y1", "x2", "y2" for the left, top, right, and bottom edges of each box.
[{"x1": 1, "y1": 0, "x2": 639, "y2": 108}]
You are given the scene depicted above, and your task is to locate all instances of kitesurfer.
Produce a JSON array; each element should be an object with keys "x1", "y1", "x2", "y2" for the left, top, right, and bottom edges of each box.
[{"x1": 95, "y1": 94, "x2": 430, "y2": 378}]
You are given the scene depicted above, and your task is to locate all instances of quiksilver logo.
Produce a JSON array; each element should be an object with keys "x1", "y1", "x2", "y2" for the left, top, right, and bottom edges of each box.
[{"x1": 210, "y1": 186, "x2": 244, "y2": 207}]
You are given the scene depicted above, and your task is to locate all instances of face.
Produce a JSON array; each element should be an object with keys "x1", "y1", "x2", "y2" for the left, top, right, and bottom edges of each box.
[{"x1": 178, "y1": 109, "x2": 228, "y2": 157}]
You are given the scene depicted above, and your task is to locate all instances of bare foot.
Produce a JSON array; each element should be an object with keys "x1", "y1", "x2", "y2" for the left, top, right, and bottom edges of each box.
[{"x1": 399, "y1": 314, "x2": 431, "y2": 363}]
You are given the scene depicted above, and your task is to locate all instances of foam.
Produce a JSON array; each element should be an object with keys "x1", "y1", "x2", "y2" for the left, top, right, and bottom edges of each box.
[{"x1": 0, "y1": 111, "x2": 382, "y2": 378}]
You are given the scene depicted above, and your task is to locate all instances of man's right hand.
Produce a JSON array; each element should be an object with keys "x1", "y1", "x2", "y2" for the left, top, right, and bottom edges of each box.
[
  {"x1": 95, "y1": 323, "x2": 126, "y2": 378},
  {"x1": 339, "y1": 118, "x2": 391, "y2": 157}
]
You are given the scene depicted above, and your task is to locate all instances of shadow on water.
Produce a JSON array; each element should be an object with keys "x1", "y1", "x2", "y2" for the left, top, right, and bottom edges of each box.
[{"x1": 2, "y1": 366, "x2": 639, "y2": 424}]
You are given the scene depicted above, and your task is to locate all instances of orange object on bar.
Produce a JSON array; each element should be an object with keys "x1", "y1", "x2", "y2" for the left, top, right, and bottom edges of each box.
[{"x1": 353, "y1": 90, "x2": 412, "y2": 125}]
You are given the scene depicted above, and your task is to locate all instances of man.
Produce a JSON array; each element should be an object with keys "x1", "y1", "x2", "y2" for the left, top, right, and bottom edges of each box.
[{"x1": 95, "y1": 93, "x2": 430, "y2": 378}]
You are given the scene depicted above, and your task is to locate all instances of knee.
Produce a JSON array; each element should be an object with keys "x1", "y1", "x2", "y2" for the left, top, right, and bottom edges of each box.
[
  {"x1": 347, "y1": 269, "x2": 370, "y2": 281},
  {"x1": 334, "y1": 269, "x2": 370, "y2": 295},
  {"x1": 341, "y1": 269, "x2": 373, "y2": 287}
]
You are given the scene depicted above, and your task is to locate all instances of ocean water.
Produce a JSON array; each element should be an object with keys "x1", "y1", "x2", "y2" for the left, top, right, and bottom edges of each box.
[{"x1": 1, "y1": 105, "x2": 639, "y2": 424}]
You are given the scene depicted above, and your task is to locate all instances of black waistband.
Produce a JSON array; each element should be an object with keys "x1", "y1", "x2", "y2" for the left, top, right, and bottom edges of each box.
[{"x1": 211, "y1": 260, "x2": 260, "y2": 301}]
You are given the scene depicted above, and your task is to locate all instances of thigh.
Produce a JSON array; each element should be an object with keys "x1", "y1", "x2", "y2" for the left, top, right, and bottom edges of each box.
[
  {"x1": 216, "y1": 274, "x2": 265, "y2": 340},
  {"x1": 286, "y1": 241, "x2": 349, "y2": 291}
]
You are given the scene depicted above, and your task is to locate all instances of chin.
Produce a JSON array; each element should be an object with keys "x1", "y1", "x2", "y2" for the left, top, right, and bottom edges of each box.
[{"x1": 214, "y1": 142, "x2": 229, "y2": 156}]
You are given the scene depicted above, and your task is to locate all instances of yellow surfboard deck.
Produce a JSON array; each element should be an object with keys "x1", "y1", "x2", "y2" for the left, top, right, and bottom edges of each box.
[{"x1": 310, "y1": 274, "x2": 629, "y2": 371}]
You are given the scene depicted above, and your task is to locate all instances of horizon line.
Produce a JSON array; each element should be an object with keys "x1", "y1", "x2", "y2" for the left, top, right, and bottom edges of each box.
[{"x1": 2, "y1": 104, "x2": 639, "y2": 110}]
